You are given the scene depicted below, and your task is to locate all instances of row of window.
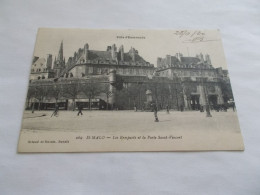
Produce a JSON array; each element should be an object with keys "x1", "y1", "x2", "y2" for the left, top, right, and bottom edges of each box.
[
  {"x1": 77, "y1": 59, "x2": 151, "y2": 66},
  {"x1": 34, "y1": 63, "x2": 43, "y2": 66},
  {"x1": 73, "y1": 67, "x2": 154, "y2": 76},
  {"x1": 159, "y1": 64, "x2": 212, "y2": 69},
  {"x1": 31, "y1": 68, "x2": 48, "y2": 72},
  {"x1": 173, "y1": 70, "x2": 216, "y2": 77}
]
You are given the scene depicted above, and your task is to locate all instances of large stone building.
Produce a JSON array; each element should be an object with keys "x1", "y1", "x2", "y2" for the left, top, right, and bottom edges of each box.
[
  {"x1": 27, "y1": 42, "x2": 233, "y2": 111},
  {"x1": 156, "y1": 53, "x2": 230, "y2": 110},
  {"x1": 63, "y1": 43, "x2": 154, "y2": 78}
]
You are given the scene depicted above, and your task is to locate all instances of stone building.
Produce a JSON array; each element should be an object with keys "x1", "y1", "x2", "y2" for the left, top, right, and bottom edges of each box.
[
  {"x1": 156, "y1": 53, "x2": 230, "y2": 110},
  {"x1": 30, "y1": 54, "x2": 54, "y2": 81},
  {"x1": 62, "y1": 43, "x2": 154, "y2": 78},
  {"x1": 27, "y1": 41, "x2": 233, "y2": 111}
]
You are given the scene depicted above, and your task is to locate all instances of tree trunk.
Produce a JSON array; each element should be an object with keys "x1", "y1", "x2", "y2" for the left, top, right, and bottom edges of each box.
[
  {"x1": 106, "y1": 95, "x2": 109, "y2": 110},
  {"x1": 32, "y1": 102, "x2": 35, "y2": 113},
  {"x1": 38, "y1": 100, "x2": 41, "y2": 111},
  {"x1": 89, "y1": 98, "x2": 91, "y2": 110},
  {"x1": 27, "y1": 98, "x2": 30, "y2": 109},
  {"x1": 72, "y1": 99, "x2": 75, "y2": 111}
]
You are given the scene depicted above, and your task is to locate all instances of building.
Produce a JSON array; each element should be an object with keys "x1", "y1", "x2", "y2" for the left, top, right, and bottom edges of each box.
[
  {"x1": 156, "y1": 53, "x2": 231, "y2": 110},
  {"x1": 27, "y1": 42, "x2": 234, "y2": 111},
  {"x1": 30, "y1": 54, "x2": 54, "y2": 81},
  {"x1": 62, "y1": 43, "x2": 154, "y2": 78}
]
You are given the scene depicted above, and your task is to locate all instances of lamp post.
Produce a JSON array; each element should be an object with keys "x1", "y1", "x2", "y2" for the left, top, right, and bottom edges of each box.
[{"x1": 200, "y1": 68, "x2": 212, "y2": 117}]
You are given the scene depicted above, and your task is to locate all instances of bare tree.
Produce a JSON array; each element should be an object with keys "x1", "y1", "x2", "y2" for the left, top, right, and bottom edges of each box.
[
  {"x1": 101, "y1": 83, "x2": 112, "y2": 110},
  {"x1": 48, "y1": 83, "x2": 63, "y2": 105},
  {"x1": 62, "y1": 79, "x2": 82, "y2": 111},
  {"x1": 26, "y1": 86, "x2": 35, "y2": 109},
  {"x1": 82, "y1": 79, "x2": 102, "y2": 110}
]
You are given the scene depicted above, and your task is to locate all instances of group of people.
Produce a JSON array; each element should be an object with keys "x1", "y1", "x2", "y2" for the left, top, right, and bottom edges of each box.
[
  {"x1": 48, "y1": 102, "x2": 235, "y2": 122},
  {"x1": 51, "y1": 104, "x2": 84, "y2": 117}
]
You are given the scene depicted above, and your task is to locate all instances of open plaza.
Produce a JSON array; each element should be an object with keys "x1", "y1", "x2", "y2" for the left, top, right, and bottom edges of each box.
[{"x1": 22, "y1": 109, "x2": 241, "y2": 134}]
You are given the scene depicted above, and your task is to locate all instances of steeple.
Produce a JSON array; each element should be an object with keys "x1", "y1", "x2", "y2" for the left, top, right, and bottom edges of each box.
[
  {"x1": 53, "y1": 41, "x2": 65, "y2": 77},
  {"x1": 57, "y1": 41, "x2": 63, "y2": 62}
]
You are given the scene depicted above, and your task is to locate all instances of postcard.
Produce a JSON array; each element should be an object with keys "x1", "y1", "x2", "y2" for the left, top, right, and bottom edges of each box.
[{"x1": 18, "y1": 28, "x2": 244, "y2": 152}]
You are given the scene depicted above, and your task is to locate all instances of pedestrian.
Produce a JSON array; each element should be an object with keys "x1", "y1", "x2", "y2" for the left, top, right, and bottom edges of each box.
[
  {"x1": 152, "y1": 103, "x2": 159, "y2": 122},
  {"x1": 180, "y1": 104, "x2": 184, "y2": 112},
  {"x1": 51, "y1": 103, "x2": 59, "y2": 117},
  {"x1": 200, "y1": 105, "x2": 204, "y2": 112},
  {"x1": 166, "y1": 105, "x2": 169, "y2": 114},
  {"x1": 31, "y1": 103, "x2": 35, "y2": 114},
  {"x1": 77, "y1": 104, "x2": 83, "y2": 116}
]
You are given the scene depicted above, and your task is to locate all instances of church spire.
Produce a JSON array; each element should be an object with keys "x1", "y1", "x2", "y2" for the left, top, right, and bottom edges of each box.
[{"x1": 57, "y1": 40, "x2": 63, "y2": 62}]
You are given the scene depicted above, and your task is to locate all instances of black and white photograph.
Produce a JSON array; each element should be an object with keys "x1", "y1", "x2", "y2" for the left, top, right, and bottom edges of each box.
[
  {"x1": 18, "y1": 29, "x2": 244, "y2": 152},
  {"x1": 2, "y1": 1, "x2": 260, "y2": 194}
]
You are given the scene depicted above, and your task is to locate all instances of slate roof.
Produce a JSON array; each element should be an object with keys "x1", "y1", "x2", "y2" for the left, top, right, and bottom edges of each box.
[
  {"x1": 76, "y1": 49, "x2": 148, "y2": 63},
  {"x1": 180, "y1": 57, "x2": 200, "y2": 65}
]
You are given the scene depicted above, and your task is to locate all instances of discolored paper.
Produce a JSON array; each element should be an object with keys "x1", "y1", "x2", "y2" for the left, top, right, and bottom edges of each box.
[{"x1": 18, "y1": 28, "x2": 244, "y2": 152}]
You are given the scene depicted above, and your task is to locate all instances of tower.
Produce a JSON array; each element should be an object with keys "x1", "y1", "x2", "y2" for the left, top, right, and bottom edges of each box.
[
  {"x1": 53, "y1": 41, "x2": 65, "y2": 77},
  {"x1": 57, "y1": 41, "x2": 63, "y2": 63}
]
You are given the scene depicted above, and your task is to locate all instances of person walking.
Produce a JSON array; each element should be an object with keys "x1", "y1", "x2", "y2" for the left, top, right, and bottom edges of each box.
[
  {"x1": 166, "y1": 105, "x2": 170, "y2": 114},
  {"x1": 77, "y1": 104, "x2": 83, "y2": 116},
  {"x1": 152, "y1": 103, "x2": 159, "y2": 122},
  {"x1": 180, "y1": 104, "x2": 184, "y2": 112},
  {"x1": 51, "y1": 103, "x2": 59, "y2": 117}
]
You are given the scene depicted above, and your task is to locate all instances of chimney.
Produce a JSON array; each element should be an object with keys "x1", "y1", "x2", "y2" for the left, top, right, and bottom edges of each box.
[
  {"x1": 157, "y1": 57, "x2": 162, "y2": 68},
  {"x1": 111, "y1": 44, "x2": 117, "y2": 60},
  {"x1": 205, "y1": 54, "x2": 211, "y2": 64},
  {"x1": 84, "y1": 43, "x2": 89, "y2": 61},
  {"x1": 46, "y1": 54, "x2": 52, "y2": 69},
  {"x1": 130, "y1": 47, "x2": 136, "y2": 62},
  {"x1": 199, "y1": 53, "x2": 204, "y2": 62},
  {"x1": 119, "y1": 45, "x2": 124, "y2": 61}
]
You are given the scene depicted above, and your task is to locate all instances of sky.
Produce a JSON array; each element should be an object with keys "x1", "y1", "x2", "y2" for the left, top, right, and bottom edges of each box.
[{"x1": 33, "y1": 28, "x2": 228, "y2": 69}]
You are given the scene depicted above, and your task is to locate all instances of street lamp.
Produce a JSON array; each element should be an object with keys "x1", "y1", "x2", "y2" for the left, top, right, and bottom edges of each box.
[{"x1": 200, "y1": 67, "x2": 212, "y2": 117}]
